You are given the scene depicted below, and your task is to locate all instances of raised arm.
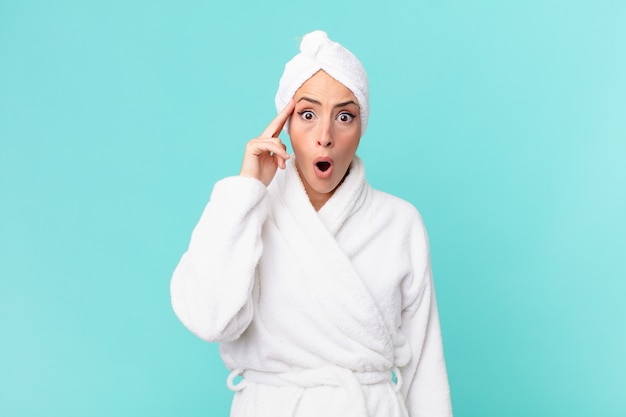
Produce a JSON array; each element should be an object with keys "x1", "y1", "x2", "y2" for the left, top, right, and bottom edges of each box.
[{"x1": 170, "y1": 101, "x2": 294, "y2": 342}]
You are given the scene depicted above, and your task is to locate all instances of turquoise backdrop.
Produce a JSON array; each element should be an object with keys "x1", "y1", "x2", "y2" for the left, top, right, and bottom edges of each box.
[{"x1": 1, "y1": 0, "x2": 624, "y2": 416}]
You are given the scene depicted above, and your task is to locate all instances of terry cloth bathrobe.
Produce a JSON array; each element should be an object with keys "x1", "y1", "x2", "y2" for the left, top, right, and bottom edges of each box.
[{"x1": 170, "y1": 155, "x2": 453, "y2": 417}]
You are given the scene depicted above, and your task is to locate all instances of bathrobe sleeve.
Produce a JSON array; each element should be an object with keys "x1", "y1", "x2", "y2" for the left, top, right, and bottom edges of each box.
[
  {"x1": 399, "y1": 214, "x2": 453, "y2": 417},
  {"x1": 170, "y1": 176, "x2": 268, "y2": 342}
]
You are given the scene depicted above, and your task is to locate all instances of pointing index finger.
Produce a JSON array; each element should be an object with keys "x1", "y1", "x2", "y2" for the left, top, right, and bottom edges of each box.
[{"x1": 262, "y1": 100, "x2": 295, "y2": 138}]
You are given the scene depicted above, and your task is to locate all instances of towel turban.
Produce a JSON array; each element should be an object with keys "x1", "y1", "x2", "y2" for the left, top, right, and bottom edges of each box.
[{"x1": 275, "y1": 30, "x2": 369, "y2": 135}]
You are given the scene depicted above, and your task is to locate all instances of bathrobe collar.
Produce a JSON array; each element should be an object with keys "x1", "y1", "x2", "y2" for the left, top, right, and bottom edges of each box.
[
  {"x1": 275, "y1": 155, "x2": 370, "y2": 236},
  {"x1": 268, "y1": 156, "x2": 394, "y2": 367}
]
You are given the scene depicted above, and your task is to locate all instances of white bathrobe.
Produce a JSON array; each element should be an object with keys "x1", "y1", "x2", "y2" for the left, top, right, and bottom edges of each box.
[{"x1": 170, "y1": 156, "x2": 452, "y2": 417}]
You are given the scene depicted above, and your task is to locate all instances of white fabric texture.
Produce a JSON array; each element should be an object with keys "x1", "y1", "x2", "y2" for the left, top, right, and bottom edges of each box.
[
  {"x1": 170, "y1": 156, "x2": 452, "y2": 417},
  {"x1": 275, "y1": 30, "x2": 369, "y2": 134},
  {"x1": 227, "y1": 365, "x2": 401, "y2": 417}
]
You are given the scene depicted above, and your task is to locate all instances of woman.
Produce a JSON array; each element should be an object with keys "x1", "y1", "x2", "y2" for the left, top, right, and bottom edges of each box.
[{"x1": 170, "y1": 30, "x2": 452, "y2": 417}]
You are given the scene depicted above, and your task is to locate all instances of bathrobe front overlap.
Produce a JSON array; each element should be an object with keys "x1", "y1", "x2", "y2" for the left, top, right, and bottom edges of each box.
[{"x1": 170, "y1": 156, "x2": 452, "y2": 417}]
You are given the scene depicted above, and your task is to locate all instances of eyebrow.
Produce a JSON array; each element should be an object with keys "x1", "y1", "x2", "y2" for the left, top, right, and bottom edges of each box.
[{"x1": 297, "y1": 97, "x2": 360, "y2": 109}]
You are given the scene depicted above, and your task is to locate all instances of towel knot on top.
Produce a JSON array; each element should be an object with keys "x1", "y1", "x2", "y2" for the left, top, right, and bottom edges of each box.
[
  {"x1": 275, "y1": 30, "x2": 369, "y2": 135},
  {"x1": 300, "y1": 30, "x2": 328, "y2": 57}
]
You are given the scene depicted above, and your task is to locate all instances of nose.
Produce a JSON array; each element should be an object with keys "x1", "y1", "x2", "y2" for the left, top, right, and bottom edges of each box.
[
  {"x1": 316, "y1": 121, "x2": 333, "y2": 148},
  {"x1": 317, "y1": 138, "x2": 332, "y2": 147}
]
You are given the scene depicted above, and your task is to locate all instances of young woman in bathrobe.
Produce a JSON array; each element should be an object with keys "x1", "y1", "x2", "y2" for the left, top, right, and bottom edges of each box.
[{"x1": 170, "y1": 30, "x2": 453, "y2": 417}]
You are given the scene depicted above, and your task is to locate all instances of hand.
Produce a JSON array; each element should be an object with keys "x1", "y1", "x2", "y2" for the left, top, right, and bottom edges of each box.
[{"x1": 239, "y1": 100, "x2": 295, "y2": 186}]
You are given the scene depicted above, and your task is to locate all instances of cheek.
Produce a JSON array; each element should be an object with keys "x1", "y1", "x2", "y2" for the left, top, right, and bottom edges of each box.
[
  {"x1": 288, "y1": 132, "x2": 307, "y2": 159},
  {"x1": 338, "y1": 131, "x2": 361, "y2": 152},
  {"x1": 289, "y1": 126, "x2": 312, "y2": 150},
  {"x1": 336, "y1": 122, "x2": 360, "y2": 141}
]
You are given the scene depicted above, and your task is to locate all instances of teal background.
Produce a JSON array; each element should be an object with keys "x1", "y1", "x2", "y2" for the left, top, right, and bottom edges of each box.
[{"x1": 1, "y1": 0, "x2": 625, "y2": 416}]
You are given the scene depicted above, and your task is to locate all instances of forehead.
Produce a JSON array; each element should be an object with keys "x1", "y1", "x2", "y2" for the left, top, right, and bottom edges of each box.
[{"x1": 294, "y1": 70, "x2": 358, "y2": 105}]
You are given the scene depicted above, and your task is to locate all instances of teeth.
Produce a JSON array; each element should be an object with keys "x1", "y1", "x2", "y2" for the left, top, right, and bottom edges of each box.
[{"x1": 316, "y1": 162, "x2": 331, "y2": 172}]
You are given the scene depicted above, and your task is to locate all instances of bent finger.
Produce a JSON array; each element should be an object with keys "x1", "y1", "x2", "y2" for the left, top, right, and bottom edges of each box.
[{"x1": 247, "y1": 139, "x2": 290, "y2": 160}]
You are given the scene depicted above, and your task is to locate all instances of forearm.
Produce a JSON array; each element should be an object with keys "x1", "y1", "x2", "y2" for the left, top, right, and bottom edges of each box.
[{"x1": 170, "y1": 176, "x2": 268, "y2": 342}]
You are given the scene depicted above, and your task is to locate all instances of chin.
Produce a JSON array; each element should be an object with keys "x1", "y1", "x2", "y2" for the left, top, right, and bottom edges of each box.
[{"x1": 316, "y1": 174, "x2": 346, "y2": 194}]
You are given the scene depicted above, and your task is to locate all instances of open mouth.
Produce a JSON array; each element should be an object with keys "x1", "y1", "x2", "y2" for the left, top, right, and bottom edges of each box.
[
  {"x1": 316, "y1": 161, "x2": 331, "y2": 172},
  {"x1": 313, "y1": 158, "x2": 334, "y2": 179}
]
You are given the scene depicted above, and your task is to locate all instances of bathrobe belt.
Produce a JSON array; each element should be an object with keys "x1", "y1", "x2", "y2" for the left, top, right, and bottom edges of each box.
[{"x1": 227, "y1": 365, "x2": 403, "y2": 416}]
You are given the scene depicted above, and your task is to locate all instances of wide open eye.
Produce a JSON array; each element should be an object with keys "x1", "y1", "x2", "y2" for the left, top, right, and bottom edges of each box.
[
  {"x1": 298, "y1": 110, "x2": 316, "y2": 121},
  {"x1": 337, "y1": 112, "x2": 355, "y2": 123}
]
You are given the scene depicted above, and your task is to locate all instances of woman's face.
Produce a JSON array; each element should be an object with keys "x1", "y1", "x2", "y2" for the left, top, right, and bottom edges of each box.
[{"x1": 289, "y1": 70, "x2": 362, "y2": 210}]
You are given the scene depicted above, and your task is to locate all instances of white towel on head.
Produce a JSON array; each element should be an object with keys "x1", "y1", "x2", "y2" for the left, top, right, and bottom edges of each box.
[{"x1": 275, "y1": 30, "x2": 369, "y2": 135}]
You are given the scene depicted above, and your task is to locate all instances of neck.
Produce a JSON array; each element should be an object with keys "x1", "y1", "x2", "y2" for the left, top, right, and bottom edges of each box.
[
  {"x1": 301, "y1": 179, "x2": 334, "y2": 212},
  {"x1": 308, "y1": 191, "x2": 334, "y2": 211}
]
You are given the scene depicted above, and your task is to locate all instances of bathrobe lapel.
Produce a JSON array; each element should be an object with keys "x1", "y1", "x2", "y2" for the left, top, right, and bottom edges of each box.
[{"x1": 268, "y1": 156, "x2": 394, "y2": 361}]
